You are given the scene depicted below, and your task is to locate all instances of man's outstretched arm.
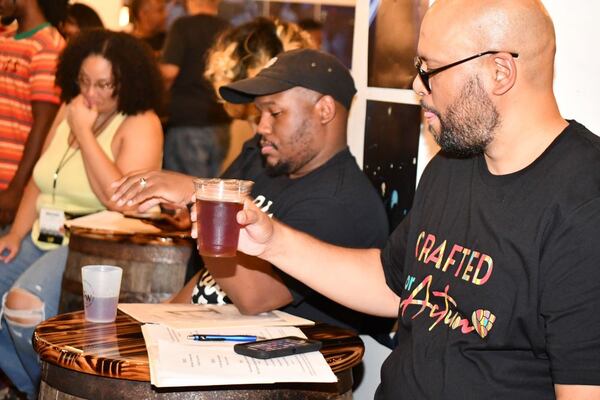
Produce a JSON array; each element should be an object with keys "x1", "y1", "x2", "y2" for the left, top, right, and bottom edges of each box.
[
  {"x1": 231, "y1": 200, "x2": 400, "y2": 318},
  {"x1": 204, "y1": 253, "x2": 293, "y2": 315}
]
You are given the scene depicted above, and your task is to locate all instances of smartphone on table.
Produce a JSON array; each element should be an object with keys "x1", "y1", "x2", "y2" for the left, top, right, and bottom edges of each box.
[{"x1": 233, "y1": 336, "x2": 322, "y2": 359}]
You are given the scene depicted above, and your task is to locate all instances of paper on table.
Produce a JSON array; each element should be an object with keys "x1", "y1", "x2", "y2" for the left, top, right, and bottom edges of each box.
[
  {"x1": 142, "y1": 324, "x2": 337, "y2": 387},
  {"x1": 142, "y1": 324, "x2": 301, "y2": 384},
  {"x1": 65, "y1": 210, "x2": 161, "y2": 234},
  {"x1": 118, "y1": 303, "x2": 314, "y2": 328}
]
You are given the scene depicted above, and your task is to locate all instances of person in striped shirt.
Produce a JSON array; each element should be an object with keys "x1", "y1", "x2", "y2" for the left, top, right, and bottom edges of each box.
[{"x1": 0, "y1": 0, "x2": 67, "y2": 227}]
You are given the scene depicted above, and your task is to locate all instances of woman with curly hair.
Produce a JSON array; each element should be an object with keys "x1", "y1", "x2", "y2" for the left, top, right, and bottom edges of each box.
[{"x1": 0, "y1": 29, "x2": 163, "y2": 399}]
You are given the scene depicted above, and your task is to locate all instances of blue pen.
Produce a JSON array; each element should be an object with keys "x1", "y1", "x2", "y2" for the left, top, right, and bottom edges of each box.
[{"x1": 187, "y1": 334, "x2": 259, "y2": 342}]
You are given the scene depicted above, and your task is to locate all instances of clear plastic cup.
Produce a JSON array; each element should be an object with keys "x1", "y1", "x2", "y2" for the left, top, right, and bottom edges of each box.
[{"x1": 81, "y1": 265, "x2": 122, "y2": 323}]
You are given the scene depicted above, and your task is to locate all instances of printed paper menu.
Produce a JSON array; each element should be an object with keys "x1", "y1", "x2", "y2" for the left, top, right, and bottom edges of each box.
[{"x1": 142, "y1": 324, "x2": 336, "y2": 387}]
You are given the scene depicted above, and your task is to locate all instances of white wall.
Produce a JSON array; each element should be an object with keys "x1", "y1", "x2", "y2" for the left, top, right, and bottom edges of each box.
[
  {"x1": 545, "y1": 0, "x2": 600, "y2": 135},
  {"x1": 348, "y1": 0, "x2": 600, "y2": 183}
]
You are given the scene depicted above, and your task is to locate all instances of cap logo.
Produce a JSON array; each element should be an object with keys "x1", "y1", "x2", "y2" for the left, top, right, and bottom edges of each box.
[{"x1": 264, "y1": 57, "x2": 278, "y2": 69}]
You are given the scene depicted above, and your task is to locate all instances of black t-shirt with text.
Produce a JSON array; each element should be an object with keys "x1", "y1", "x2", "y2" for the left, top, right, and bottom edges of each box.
[{"x1": 378, "y1": 121, "x2": 600, "y2": 399}]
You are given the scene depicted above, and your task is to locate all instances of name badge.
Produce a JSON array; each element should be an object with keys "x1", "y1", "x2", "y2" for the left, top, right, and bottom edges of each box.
[{"x1": 38, "y1": 208, "x2": 66, "y2": 244}]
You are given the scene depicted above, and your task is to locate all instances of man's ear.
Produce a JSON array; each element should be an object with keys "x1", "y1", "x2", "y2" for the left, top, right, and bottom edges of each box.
[
  {"x1": 491, "y1": 53, "x2": 517, "y2": 95},
  {"x1": 316, "y1": 95, "x2": 337, "y2": 125}
]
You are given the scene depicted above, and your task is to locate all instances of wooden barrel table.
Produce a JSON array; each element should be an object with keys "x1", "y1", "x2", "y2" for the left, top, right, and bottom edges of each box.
[
  {"x1": 59, "y1": 227, "x2": 194, "y2": 313},
  {"x1": 34, "y1": 311, "x2": 364, "y2": 399}
]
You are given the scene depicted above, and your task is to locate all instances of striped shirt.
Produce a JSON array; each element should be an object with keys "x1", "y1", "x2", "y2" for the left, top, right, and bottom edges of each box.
[{"x1": 0, "y1": 23, "x2": 64, "y2": 189}]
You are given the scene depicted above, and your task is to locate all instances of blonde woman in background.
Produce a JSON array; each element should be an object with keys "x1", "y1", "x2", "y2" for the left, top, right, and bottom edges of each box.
[{"x1": 205, "y1": 17, "x2": 314, "y2": 172}]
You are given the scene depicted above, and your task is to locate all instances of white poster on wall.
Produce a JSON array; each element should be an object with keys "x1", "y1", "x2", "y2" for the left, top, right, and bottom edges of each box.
[{"x1": 545, "y1": 0, "x2": 600, "y2": 136}]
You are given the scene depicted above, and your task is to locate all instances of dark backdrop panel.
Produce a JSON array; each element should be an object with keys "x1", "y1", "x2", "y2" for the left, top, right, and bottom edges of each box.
[{"x1": 364, "y1": 100, "x2": 421, "y2": 231}]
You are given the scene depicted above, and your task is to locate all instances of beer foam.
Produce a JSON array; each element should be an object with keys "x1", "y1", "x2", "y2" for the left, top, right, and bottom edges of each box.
[{"x1": 194, "y1": 178, "x2": 254, "y2": 203}]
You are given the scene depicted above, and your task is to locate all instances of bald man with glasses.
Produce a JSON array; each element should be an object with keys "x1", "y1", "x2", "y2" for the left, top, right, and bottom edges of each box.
[{"x1": 232, "y1": 0, "x2": 600, "y2": 399}]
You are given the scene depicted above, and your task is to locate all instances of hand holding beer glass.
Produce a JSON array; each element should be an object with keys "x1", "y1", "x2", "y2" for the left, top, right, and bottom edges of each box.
[{"x1": 194, "y1": 179, "x2": 254, "y2": 257}]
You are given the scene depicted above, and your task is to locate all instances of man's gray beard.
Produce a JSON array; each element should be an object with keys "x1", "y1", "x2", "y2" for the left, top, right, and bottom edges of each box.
[{"x1": 428, "y1": 76, "x2": 500, "y2": 158}]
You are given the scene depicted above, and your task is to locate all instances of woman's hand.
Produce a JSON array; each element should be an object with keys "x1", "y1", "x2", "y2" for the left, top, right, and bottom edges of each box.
[
  {"x1": 66, "y1": 95, "x2": 98, "y2": 141},
  {"x1": 111, "y1": 170, "x2": 196, "y2": 212},
  {"x1": 0, "y1": 232, "x2": 23, "y2": 263}
]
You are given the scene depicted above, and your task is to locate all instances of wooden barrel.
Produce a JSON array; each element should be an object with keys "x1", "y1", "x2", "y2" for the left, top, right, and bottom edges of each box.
[
  {"x1": 39, "y1": 367, "x2": 353, "y2": 400},
  {"x1": 34, "y1": 312, "x2": 361, "y2": 400},
  {"x1": 59, "y1": 227, "x2": 194, "y2": 313}
]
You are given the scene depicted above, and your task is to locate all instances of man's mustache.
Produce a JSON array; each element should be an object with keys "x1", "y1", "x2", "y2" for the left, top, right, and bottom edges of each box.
[
  {"x1": 260, "y1": 137, "x2": 278, "y2": 150},
  {"x1": 420, "y1": 101, "x2": 441, "y2": 119}
]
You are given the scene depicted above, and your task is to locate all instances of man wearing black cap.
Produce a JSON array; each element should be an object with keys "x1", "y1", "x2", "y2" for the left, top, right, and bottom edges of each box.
[
  {"x1": 219, "y1": 47, "x2": 356, "y2": 111},
  {"x1": 112, "y1": 49, "x2": 393, "y2": 338}
]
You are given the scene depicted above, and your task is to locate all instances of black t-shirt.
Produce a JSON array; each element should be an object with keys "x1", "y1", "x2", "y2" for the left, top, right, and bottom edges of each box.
[
  {"x1": 378, "y1": 121, "x2": 600, "y2": 399},
  {"x1": 192, "y1": 135, "x2": 394, "y2": 336},
  {"x1": 161, "y1": 14, "x2": 230, "y2": 127},
  {"x1": 142, "y1": 31, "x2": 166, "y2": 54}
]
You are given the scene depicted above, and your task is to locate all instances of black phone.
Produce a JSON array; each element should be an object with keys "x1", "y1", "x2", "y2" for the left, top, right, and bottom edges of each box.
[{"x1": 233, "y1": 336, "x2": 322, "y2": 359}]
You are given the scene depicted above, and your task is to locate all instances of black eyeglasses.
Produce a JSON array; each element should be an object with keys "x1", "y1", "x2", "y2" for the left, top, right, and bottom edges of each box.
[
  {"x1": 414, "y1": 50, "x2": 519, "y2": 93},
  {"x1": 76, "y1": 75, "x2": 115, "y2": 92}
]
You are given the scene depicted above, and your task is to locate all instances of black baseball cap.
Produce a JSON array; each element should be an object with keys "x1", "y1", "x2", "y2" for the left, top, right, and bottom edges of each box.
[{"x1": 219, "y1": 49, "x2": 357, "y2": 110}]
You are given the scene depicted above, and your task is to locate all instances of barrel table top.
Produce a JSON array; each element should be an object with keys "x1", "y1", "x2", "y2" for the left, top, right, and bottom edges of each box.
[
  {"x1": 68, "y1": 225, "x2": 193, "y2": 246},
  {"x1": 33, "y1": 311, "x2": 364, "y2": 382}
]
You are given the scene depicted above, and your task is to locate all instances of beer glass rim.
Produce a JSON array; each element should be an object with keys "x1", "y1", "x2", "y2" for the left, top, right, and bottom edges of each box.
[
  {"x1": 193, "y1": 178, "x2": 254, "y2": 195},
  {"x1": 193, "y1": 178, "x2": 254, "y2": 186},
  {"x1": 81, "y1": 265, "x2": 122, "y2": 273}
]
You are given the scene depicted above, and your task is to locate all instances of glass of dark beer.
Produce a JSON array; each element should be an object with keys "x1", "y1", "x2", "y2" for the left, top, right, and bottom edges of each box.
[{"x1": 194, "y1": 178, "x2": 254, "y2": 257}]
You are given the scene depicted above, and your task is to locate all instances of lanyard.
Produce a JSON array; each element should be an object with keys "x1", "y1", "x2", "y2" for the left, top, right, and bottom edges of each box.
[
  {"x1": 51, "y1": 111, "x2": 118, "y2": 204},
  {"x1": 52, "y1": 146, "x2": 76, "y2": 204}
]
